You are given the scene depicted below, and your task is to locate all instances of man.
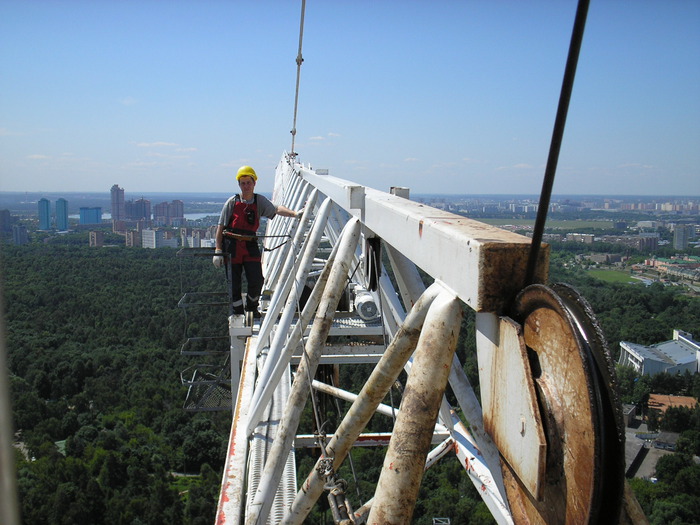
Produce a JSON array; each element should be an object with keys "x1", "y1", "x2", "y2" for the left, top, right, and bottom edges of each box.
[{"x1": 213, "y1": 165, "x2": 301, "y2": 316}]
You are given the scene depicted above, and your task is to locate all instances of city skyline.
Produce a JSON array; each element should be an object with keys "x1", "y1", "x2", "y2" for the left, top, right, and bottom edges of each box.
[
  {"x1": 1, "y1": 1, "x2": 698, "y2": 196},
  {"x1": 6, "y1": 189, "x2": 699, "y2": 217}
]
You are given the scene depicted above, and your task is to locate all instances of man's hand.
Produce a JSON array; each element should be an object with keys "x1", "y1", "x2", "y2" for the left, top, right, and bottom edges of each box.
[
  {"x1": 212, "y1": 248, "x2": 224, "y2": 268},
  {"x1": 295, "y1": 208, "x2": 304, "y2": 219}
]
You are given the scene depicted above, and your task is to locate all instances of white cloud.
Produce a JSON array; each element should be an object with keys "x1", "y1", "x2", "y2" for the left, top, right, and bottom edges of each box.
[
  {"x1": 0, "y1": 128, "x2": 24, "y2": 137},
  {"x1": 27, "y1": 154, "x2": 50, "y2": 160},
  {"x1": 618, "y1": 163, "x2": 654, "y2": 169},
  {"x1": 309, "y1": 136, "x2": 325, "y2": 141},
  {"x1": 496, "y1": 163, "x2": 533, "y2": 170},
  {"x1": 135, "y1": 141, "x2": 178, "y2": 148},
  {"x1": 120, "y1": 97, "x2": 138, "y2": 106}
]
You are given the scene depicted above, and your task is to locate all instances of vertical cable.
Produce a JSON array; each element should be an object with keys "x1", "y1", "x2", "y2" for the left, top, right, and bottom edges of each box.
[
  {"x1": 290, "y1": 0, "x2": 307, "y2": 157},
  {"x1": 525, "y1": 0, "x2": 590, "y2": 286}
]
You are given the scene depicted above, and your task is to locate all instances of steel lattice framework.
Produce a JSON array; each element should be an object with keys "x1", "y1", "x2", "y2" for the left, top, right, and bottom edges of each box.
[{"x1": 212, "y1": 153, "x2": 637, "y2": 525}]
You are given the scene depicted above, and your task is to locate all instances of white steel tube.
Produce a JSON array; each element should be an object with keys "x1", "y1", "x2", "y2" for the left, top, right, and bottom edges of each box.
[
  {"x1": 283, "y1": 282, "x2": 444, "y2": 524},
  {"x1": 368, "y1": 291, "x2": 461, "y2": 524},
  {"x1": 245, "y1": 218, "x2": 361, "y2": 525},
  {"x1": 448, "y1": 346, "x2": 509, "y2": 496},
  {"x1": 255, "y1": 193, "x2": 324, "y2": 354},
  {"x1": 264, "y1": 187, "x2": 316, "y2": 295},
  {"x1": 247, "y1": 199, "x2": 332, "y2": 427},
  {"x1": 385, "y1": 244, "x2": 426, "y2": 310},
  {"x1": 351, "y1": 437, "x2": 456, "y2": 524},
  {"x1": 264, "y1": 180, "x2": 311, "y2": 283},
  {"x1": 245, "y1": 237, "x2": 338, "y2": 437}
]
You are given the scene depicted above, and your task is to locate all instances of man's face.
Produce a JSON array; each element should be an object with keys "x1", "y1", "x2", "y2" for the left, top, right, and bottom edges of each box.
[{"x1": 238, "y1": 176, "x2": 256, "y2": 193}]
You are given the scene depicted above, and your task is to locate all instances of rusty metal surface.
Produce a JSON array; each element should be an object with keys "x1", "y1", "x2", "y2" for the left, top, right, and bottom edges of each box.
[
  {"x1": 500, "y1": 284, "x2": 626, "y2": 524},
  {"x1": 551, "y1": 283, "x2": 626, "y2": 522},
  {"x1": 482, "y1": 316, "x2": 547, "y2": 502},
  {"x1": 368, "y1": 292, "x2": 462, "y2": 524},
  {"x1": 507, "y1": 286, "x2": 595, "y2": 524},
  {"x1": 216, "y1": 337, "x2": 258, "y2": 525}
]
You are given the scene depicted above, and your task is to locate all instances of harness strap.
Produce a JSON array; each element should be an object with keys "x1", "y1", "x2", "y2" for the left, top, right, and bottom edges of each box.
[{"x1": 222, "y1": 230, "x2": 257, "y2": 242}]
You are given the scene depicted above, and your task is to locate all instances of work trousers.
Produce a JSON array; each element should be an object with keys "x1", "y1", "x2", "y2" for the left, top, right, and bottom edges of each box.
[{"x1": 229, "y1": 260, "x2": 264, "y2": 315}]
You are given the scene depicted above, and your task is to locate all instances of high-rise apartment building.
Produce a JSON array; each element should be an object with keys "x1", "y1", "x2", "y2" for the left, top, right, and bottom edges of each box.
[
  {"x1": 56, "y1": 198, "x2": 69, "y2": 231},
  {"x1": 673, "y1": 224, "x2": 691, "y2": 251},
  {"x1": 13, "y1": 225, "x2": 29, "y2": 245},
  {"x1": 125, "y1": 230, "x2": 141, "y2": 247},
  {"x1": 89, "y1": 231, "x2": 104, "y2": 247},
  {"x1": 153, "y1": 200, "x2": 184, "y2": 226},
  {"x1": 38, "y1": 198, "x2": 51, "y2": 230},
  {"x1": 125, "y1": 198, "x2": 151, "y2": 221},
  {"x1": 142, "y1": 228, "x2": 179, "y2": 248},
  {"x1": 111, "y1": 184, "x2": 125, "y2": 221},
  {"x1": 0, "y1": 209, "x2": 11, "y2": 233},
  {"x1": 80, "y1": 207, "x2": 102, "y2": 225}
]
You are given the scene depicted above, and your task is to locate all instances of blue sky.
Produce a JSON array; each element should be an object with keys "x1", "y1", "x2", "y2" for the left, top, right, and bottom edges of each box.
[{"x1": 1, "y1": 0, "x2": 698, "y2": 196}]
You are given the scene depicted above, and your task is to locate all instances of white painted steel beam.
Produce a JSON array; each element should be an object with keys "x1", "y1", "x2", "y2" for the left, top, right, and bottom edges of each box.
[
  {"x1": 295, "y1": 165, "x2": 548, "y2": 313},
  {"x1": 294, "y1": 432, "x2": 451, "y2": 448},
  {"x1": 216, "y1": 337, "x2": 258, "y2": 525}
]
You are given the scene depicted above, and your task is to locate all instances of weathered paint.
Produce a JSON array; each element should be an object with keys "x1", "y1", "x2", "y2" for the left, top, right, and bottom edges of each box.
[
  {"x1": 282, "y1": 283, "x2": 443, "y2": 524},
  {"x1": 216, "y1": 336, "x2": 258, "y2": 525},
  {"x1": 368, "y1": 291, "x2": 461, "y2": 524},
  {"x1": 481, "y1": 316, "x2": 547, "y2": 501},
  {"x1": 297, "y1": 166, "x2": 549, "y2": 313}
]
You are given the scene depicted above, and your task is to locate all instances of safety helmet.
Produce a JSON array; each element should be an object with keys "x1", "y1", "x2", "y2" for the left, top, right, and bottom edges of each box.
[{"x1": 236, "y1": 165, "x2": 257, "y2": 182}]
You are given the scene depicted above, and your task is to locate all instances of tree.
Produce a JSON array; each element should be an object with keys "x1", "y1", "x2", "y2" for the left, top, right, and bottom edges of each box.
[{"x1": 654, "y1": 453, "x2": 692, "y2": 484}]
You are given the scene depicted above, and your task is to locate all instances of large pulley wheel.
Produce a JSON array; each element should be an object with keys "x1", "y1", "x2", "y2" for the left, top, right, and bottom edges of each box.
[{"x1": 503, "y1": 283, "x2": 625, "y2": 524}]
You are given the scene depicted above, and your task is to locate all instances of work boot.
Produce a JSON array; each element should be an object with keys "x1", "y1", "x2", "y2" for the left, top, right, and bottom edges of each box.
[{"x1": 246, "y1": 300, "x2": 261, "y2": 318}]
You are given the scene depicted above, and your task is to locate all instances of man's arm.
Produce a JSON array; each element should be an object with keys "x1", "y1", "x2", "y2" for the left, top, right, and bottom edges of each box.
[
  {"x1": 275, "y1": 204, "x2": 302, "y2": 218},
  {"x1": 215, "y1": 224, "x2": 225, "y2": 250},
  {"x1": 212, "y1": 224, "x2": 225, "y2": 268}
]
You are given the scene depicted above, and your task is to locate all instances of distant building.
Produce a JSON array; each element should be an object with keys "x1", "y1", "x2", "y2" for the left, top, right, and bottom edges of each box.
[
  {"x1": 153, "y1": 200, "x2": 185, "y2": 227},
  {"x1": 0, "y1": 209, "x2": 11, "y2": 233},
  {"x1": 654, "y1": 431, "x2": 680, "y2": 451},
  {"x1": 55, "y1": 198, "x2": 69, "y2": 231},
  {"x1": 125, "y1": 198, "x2": 151, "y2": 221},
  {"x1": 142, "y1": 228, "x2": 179, "y2": 249},
  {"x1": 180, "y1": 227, "x2": 212, "y2": 248},
  {"x1": 586, "y1": 253, "x2": 622, "y2": 265},
  {"x1": 125, "y1": 230, "x2": 141, "y2": 247},
  {"x1": 12, "y1": 225, "x2": 29, "y2": 245},
  {"x1": 111, "y1": 184, "x2": 125, "y2": 221},
  {"x1": 673, "y1": 224, "x2": 692, "y2": 250},
  {"x1": 89, "y1": 231, "x2": 104, "y2": 247},
  {"x1": 38, "y1": 198, "x2": 51, "y2": 230},
  {"x1": 637, "y1": 233, "x2": 659, "y2": 251},
  {"x1": 618, "y1": 330, "x2": 699, "y2": 376},
  {"x1": 636, "y1": 220, "x2": 659, "y2": 230},
  {"x1": 80, "y1": 207, "x2": 102, "y2": 225},
  {"x1": 646, "y1": 256, "x2": 700, "y2": 281},
  {"x1": 566, "y1": 233, "x2": 594, "y2": 244}
]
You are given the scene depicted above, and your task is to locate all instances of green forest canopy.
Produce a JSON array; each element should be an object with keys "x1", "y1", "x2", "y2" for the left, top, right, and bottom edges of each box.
[{"x1": 2, "y1": 242, "x2": 699, "y2": 524}]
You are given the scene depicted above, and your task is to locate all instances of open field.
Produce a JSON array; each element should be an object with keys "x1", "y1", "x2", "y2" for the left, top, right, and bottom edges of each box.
[{"x1": 479, "y1": 218, "x2": 616, "y2": 230}]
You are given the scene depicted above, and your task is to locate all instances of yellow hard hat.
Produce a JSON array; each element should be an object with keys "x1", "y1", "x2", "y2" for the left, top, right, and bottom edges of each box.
[{"x1": 236, "y1": 165, "x2": 257, "y2": 181}]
